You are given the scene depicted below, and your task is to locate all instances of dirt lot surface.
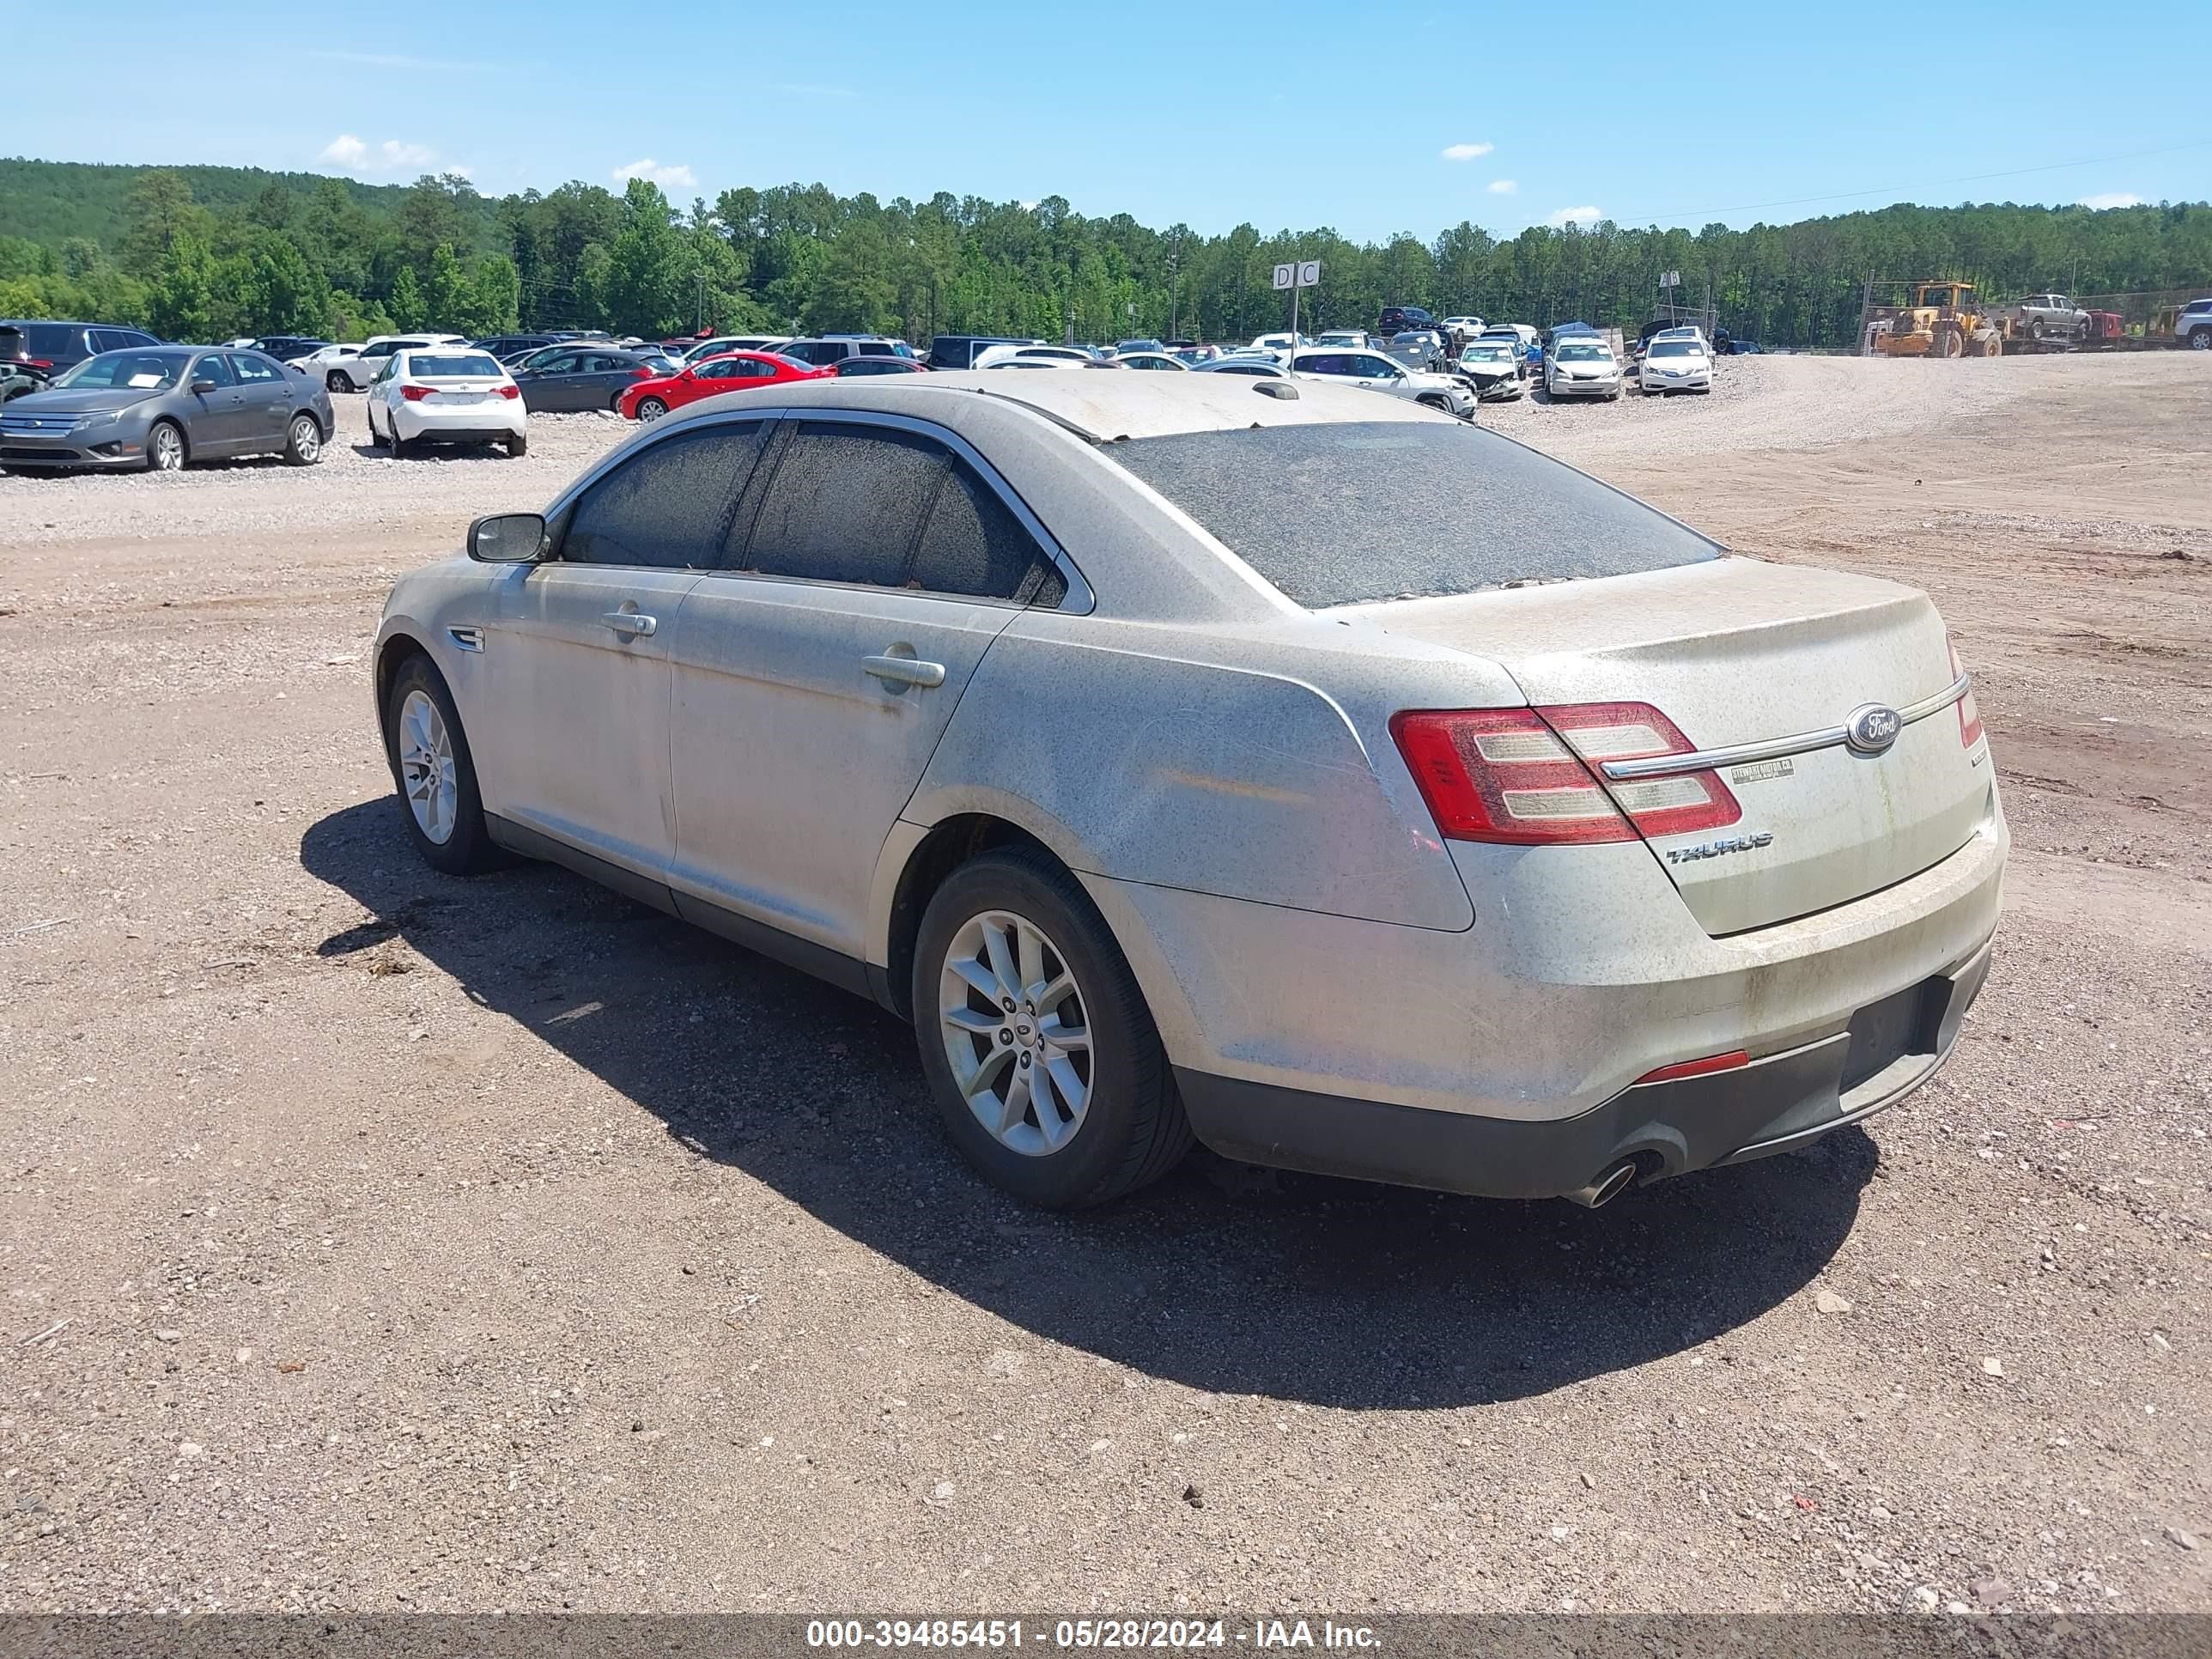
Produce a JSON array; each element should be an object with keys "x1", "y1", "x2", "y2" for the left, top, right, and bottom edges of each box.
[{"x1": 2, "y1": 356, "x2": 2208, "y2": 1616}]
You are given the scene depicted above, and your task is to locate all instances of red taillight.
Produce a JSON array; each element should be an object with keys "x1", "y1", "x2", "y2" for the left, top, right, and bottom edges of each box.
[
  {"x1": 1389, "y1": 702, "x2": 1740, "y2": 846},
  {"x1": 1636, "y1": 1049, "x2": 1750, "y2": 1085},
  {"x1": 399, "y1": 384, "x2": 433, "y2": 402},
  {"x1": 630, "y1": 368, "x2": 654, "y2": 380},
  {"x1": 495, "y1": 384, "x2": 520, "y2": 399},
  {"x1": 1948, "y1": 640, "x2": 1983, "y2": 749}
]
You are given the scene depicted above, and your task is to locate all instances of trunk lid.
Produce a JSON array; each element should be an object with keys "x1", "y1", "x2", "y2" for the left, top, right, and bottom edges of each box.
[{"x1": 1364, "y1": 557, "x2": 1995, "y2": 934}]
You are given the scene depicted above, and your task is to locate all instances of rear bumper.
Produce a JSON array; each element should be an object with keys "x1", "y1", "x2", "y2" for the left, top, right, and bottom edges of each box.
[
  {"x1": 1176, "y1": 934, "x2": 1993, "y2": 1200},
  {"x1": 392, "y1": 404, "x2": 527, "y2": 442}
]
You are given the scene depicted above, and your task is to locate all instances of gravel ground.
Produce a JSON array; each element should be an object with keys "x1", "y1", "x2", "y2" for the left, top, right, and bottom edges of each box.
[{"x1": 1, "y1": 356, "x2": 2208, "y2": 1616}]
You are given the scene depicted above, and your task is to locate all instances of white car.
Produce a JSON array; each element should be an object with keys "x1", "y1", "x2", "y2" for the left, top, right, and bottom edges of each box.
[
  {"x1": 1638, "y1": 336, "x2": 1713, "y2": 395},
  {"x1": 1314, "y1": 331, "x2": 1372, "y2": 349},
  {"x1": 1111, "y1": 351, "x2": 1189, "y2": 372},
  {"x1": 365, "y1": 346, "x2": 528, "y2": 458},
  {"x1": 295, "y1": 343, "x2": 366, "y2": 388},
  {"x1": 1440, "y1": 315, "x2": 1486, "y2": 343},
  {"x1": 1247, "y1": 332, "x2": 1311, "y2": 362},
  {"x1": 687, "y1": 335, "x2": 791, "y2": 361},
  {"x1": 1290, "y1": 348, "x2": 1474, "y2": 416},
  {"x1": 1545, "y1": 338, "x2": 1623, "y2": 400},
  {"x1": 974, "y1": 344, "x2": 1099, "y2": 369},
  {"x1": 328, "y1": 333, "x2": 467, "y2": 392}
]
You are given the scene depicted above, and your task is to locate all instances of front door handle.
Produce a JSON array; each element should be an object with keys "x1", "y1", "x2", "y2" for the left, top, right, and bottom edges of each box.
[
  {"x1": 602, "y1": 611, "x2": 657, "y2": 638},
  {"x1": 862, "y1": 653, "x2": 946, "y2": 690}
]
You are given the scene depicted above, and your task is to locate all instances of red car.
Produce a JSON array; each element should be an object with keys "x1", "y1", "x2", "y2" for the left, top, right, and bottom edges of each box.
[{"x1": 617, "y1": 350, "x2": 828, "y2": 422}]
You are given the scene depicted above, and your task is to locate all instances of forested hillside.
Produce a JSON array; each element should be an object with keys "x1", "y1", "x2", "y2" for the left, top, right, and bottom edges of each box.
[{"x1": 1, "y1": 155, "x2": 2204, "y2": 348}]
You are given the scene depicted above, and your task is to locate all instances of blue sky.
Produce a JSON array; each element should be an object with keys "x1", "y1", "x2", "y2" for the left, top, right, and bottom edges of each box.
[{"x1": 6, "y1": 0, "x2": 2203, "y2": 239}]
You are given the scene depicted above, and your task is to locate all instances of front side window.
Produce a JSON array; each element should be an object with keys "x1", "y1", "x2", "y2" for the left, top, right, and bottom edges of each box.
[
  {"x1": 561, "y1": 422, "x2": 765, "y2": 569},
  {"x1": 191, "y1": 353, "x2": 237, "y2": 388},
  {"x1": 695, "y1": 357, "x2": 750, "y2": 380},
  {"x1": 228, "y1": 354, "x2": 282, "y2": 385}
]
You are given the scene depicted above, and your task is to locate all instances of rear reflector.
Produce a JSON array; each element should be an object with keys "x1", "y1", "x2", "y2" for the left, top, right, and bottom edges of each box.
[
  {"x1": 1636, "y1": 1049, "x2": 1750, "y2": 1085},
  {"x1": 1390, "y1": 702, "x2": 1741, "y2": 846},
  {"x1": 1948, "y1": 640, "x2": 1983, "y2": 749}
]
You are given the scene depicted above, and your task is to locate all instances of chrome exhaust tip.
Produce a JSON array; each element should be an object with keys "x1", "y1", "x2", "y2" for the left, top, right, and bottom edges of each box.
[{"x1": 1563, "y1": 1160, "x2": 1639, "y2": 1209}]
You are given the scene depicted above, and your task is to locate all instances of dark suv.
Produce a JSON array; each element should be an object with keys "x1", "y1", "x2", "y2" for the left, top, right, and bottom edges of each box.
[
  {"x1": 925, "y1": 335, "x2": 1037, "y2": 371},
  {"x1": 1, "y1": 319, "x2": 161, "y2": 373},
  {"x1": 778, "y1": 336, "x2": 915, "y2": 368},
  {"x1": 246, "y1": 336, "x2": 329, "y2": 362},
  {"x1": 1375, "y1": 306, "x2": 1437, "y2": 340}
]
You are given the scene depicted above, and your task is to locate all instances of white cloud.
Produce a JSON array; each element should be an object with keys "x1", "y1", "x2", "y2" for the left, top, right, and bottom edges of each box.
[
  {"x1": 1547, "y1": 204, "x2": 1602, "y2": 228},
  {"x1": 1440, "y1": 142, "x2": 1494, "y2": 162},
  {"x1": 612, "y1": 158, "x2": 697, "y2": 190},
  {"x1": 2077, "y1": 191, "x2": 2144, "y2": 210},
  {"x1": 1486, "y1": 179, "x2": 1517, "y2": 195},
  {"x1": 319, "y1": 135, "x2": 441, "y2": 174}
]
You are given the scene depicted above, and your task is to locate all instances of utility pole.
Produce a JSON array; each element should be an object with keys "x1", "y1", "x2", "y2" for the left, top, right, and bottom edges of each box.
[{"x1": 1168, "y1": 246, "x2": 1181, "y2": 342}]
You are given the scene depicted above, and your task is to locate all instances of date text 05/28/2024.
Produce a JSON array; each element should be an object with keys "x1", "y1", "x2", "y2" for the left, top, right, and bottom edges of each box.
[{"x1": 805, "y1": 1620, "x2": 1382, "y2": 1650}]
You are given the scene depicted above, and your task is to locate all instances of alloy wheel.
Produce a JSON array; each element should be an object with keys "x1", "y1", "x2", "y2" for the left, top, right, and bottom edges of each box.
[
  {"x1": 397, "y1": 689, "x2": 459, "y2": 844},
  {"x1": 938, "y1": 909, "x2": 1093, "y2": 1157},
  {"x1": 289, "y1": 416, "x2": 320, "y2": 462},
  {"x1": 150, "y1": 426, "x2": 184, "y2": 471}
]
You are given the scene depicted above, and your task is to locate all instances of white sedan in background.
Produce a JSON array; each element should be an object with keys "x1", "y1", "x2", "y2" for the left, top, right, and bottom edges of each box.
[
  {"x1": 366, "y1": 347, "x2": 529, "y2": 458},
  {"x1": 1545, "y1": 337, "x2": 1624, "y2": 400},
  {"x1": 1290, "y1": 347, "x2": 1474, "y2": 416},
  {"x1": 1638, "y1": 336, "x2": 1713, "y2": 395}
]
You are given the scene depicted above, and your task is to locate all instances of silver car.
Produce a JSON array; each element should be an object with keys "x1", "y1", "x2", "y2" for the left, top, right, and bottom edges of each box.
[
  {"x1": 374, "y1": 376, "x2": 2003, "y2": 1210},
  {"x1": 0, "y1": 345, "x2": 333, "y2": 472}
]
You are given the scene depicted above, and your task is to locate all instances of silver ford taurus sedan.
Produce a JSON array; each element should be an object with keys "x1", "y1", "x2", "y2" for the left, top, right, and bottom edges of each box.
[{"x1": 374, "y1": 374, "x2": 2004, "y2": 1209}]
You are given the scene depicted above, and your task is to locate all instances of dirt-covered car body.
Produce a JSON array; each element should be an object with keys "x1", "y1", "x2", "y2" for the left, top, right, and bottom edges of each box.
[{"x1": 374, "y1": 375, "x2": 2004, "y2": 1206}]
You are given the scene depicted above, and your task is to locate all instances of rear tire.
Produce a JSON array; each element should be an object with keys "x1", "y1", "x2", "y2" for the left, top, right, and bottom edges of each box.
[
  {"x1": 326, "y1": 370, "x2": 348, "y2": 392},
  {"x1": 506, "y1": 430, "x2": 528, "y2": 457},
  {"x1": 2189, "y1": 330, "x2": 2211, "y2": 351},
  {"x1": 912, "y1": 848, "x2": 1192, "y2": 1209},
  {"x1": 380, "y1": 653, "x2": 498, "y2": 877},
  {"x1": 388, "y1": 423, "x2": 409, "y2": 459}
]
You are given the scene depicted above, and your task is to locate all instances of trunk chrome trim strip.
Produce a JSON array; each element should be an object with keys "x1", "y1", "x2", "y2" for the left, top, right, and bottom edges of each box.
[{"x1": 1599, "y1": 672, "x2": 1971, "y2": 781}]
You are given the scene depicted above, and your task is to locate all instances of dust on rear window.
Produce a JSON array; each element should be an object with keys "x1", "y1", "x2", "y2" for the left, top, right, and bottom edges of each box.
[
  {"x1": 412, "y1": 354, "x2": 502, "y2": 378},
  {"x1": 1104, "y1": 420, "x2": 1720, "y2": 607}
]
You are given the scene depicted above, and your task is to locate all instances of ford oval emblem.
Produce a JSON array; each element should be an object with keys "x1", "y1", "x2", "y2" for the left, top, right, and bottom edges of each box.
[{"x1": 1844, "y1": 703, "x2": 1903, "y2": 755}]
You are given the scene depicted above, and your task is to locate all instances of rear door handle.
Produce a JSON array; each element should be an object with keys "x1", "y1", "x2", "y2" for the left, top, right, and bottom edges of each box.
[
  {"x1": 862, "y1": 654, "x2": 946, "y2": 689},
  {"x1": 602, "y1": 611, "x2": 657, "y2": 638}
]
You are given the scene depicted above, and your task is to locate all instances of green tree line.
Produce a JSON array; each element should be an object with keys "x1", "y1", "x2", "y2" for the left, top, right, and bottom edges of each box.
[{"x1": 1, "y1": 159, "x2": 2205, "y2": 349}]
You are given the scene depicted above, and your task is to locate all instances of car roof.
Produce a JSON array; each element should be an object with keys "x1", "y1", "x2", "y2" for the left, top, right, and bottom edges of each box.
[{"x1": 672, "y1": 370, "x2": 1446, "y2": 444}]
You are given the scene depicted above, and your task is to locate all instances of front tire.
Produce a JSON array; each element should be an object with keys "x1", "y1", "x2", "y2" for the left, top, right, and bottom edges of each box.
[
  {"x1": 912, "y1": 848, "x2": 1192, "y2": 1208},
  {"x1": 635, "y1": 396, "x2": 668, "y2": 422},
  {"x1": 144, "y1": 420, "x2": 185, "y2": 473},
  {"x1": 381, "y1": 654, "x2": 497, "y2": 876},
  {"x1": 282, "y1": 413, "x2": 322, "y2": 465}
]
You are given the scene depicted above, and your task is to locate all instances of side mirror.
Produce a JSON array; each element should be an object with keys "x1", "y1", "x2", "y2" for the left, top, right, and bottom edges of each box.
[
  {"x1": 190, "y1": 378, "x2": 217, "y2": 395},
  {"x1": 468, "y1": 512, "x2": 547, "y2": 564}
]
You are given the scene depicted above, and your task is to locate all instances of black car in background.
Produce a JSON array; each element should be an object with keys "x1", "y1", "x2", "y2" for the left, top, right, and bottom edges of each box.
[
  {"x1": 246, "y1": 336, "x2": 329, "y2": 363},
  {"x1": 924, "y1": 334, "x2": 1035, "y2": 371},
  {"x1": 510, "y1": 345, "x2": 666, "y2": 412},
  {"x1": 1, "y1": 319, "x2": 162, "y2": 374},
  {"x1": 474, "y1": 333, "x2": 565, "y2": 361},
  {"x1": 1375, "y1": 305, "x2": 1437, "y2": 339}
]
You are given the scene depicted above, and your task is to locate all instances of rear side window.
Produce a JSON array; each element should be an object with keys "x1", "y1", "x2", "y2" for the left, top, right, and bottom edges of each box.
[
  {"x1": 744, "y1": 424, "x2": 945, "y2": 587},
  {"x1": 562, "y1": 422, "x2": 765, "y2": 569},
  {"x1": 909, "y1": 459, "x2": 1055, "y2": 601},
  {"x1": 1107, "y1": 420, "x2": 1719, "y2": 608},
  {"x1": 23, "y1": 323, "x2": 78, "y2": 358}
]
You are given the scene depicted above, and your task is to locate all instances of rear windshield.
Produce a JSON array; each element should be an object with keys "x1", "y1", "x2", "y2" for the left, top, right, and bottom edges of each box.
[
  {"x1": 1649, "y1": 340, "x2": 1703, "y2": 357},
  {"x1": 412, "y1": 354, "x2": 502, "y2": 378},
  {"x1": 1106, "y1": 420, "x2": 1719, "y2": 607}
]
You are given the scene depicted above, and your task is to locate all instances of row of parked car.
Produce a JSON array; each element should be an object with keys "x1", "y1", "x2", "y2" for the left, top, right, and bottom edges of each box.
[{"x1": 0, "y1": 306, "x2": 1733, "y2": 474}]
